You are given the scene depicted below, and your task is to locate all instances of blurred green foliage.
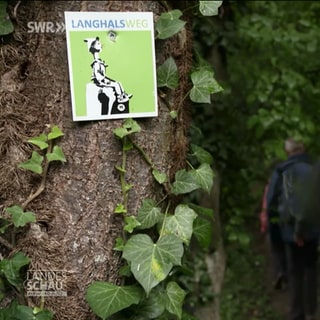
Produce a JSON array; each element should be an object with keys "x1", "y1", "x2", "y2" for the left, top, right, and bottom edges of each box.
[
  {"x1": 191, "y1": 1, "x2": 320, "y2": 318},
  {"x1": 220, "y1": 246, "x2": 281, "y2": 320},
  {"x1": 192, "y1": 0, "x2": 320, "y2": 231}
]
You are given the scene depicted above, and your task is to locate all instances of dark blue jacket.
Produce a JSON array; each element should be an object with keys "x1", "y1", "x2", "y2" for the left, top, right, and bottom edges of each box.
[{"x1": 266, "y1": 153, "x2": 319, "y2": 243}]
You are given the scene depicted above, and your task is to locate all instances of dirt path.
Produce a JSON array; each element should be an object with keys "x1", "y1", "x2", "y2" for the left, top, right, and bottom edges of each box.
[{"x1": 255, "y1": 232, "x2": 288, "y2": 320}]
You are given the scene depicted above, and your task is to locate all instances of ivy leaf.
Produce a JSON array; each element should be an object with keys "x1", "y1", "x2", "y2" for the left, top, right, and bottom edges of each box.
[
  {"x1": 193, "y1": 216, "x2": 213, "y2": 249},
  {"x1": 155, "y1": 10, "x2": 186, "y2": 40},
  {"x1": 188, "y1": 203, "x2": 214, "y2": 219},
  {"x1": 123, "y1": 118, "x2": 141, "y2": 132},
  {"x1": 47, "y1": 125, "x2": 64, "y2": 140},
  {"x1": 170, "y1": 111, "x2": 178, "y2": 119},
  {"x1": 18, "y1": 151, "x2": 44, "y2": 174},
  {"x1": 171, "y1": 169, "x2": 199, "y2": 195},
  {"x1": 12, "y1": 306, "x2": 53, "y2": 320},
  {"x1": 136, "y1": 199, "x2": 163, "y2": 229},
  {"x1": 199, "y1": 1, "x2": 223, "y2": 16},
  {"x1": 113, "y1": 127, "x2": 128, "y2": 139},
  {"x1": 119, "y1": 265, "x2": 131, "y2": 277},
  {"x1": 34, "y1": 310, "x2": 53, "y2": 320},
  {"x1": 12, "y1": 306, "x2": 36, "y2": 320},
  {"x1": 158, "y1": 9, "x2": 183, "y2": 20},
  {"x1": 152, "y1": 169, "x2": 168, "y2": 184},
  {"x1": 124, "y1": 216, "x2": 141, "y2": 233},
  {"x1": 136, "y1": 286, "x2": 166, "y2": 319},
  {"x1": 0, "y1": 1, "x2": 13, "y2": 35},
  {"x1": 165, "y1": 282, "x2": 186, "y2": 319},
  {"x1": 114, "y1": 237, "x2": 125, "y2": 251},
  {"x1": 190, "y1": 144, "x2": 213, "y2": 165},
  {"x1": 192, "y1": 163, "x2": 214, "y2": 193},
  {"x1": 115, "y1": 204, "x2": 126, "y2": 214},
  {"x1": 114, "y1": 119, "x2": 141, "y2": 138},
  {"x1": 5, "y1": 205, "x2": 36, "y2": 227},
  {"x1": 0, "y1": 300, "x2": 17, "y2": 319},
  {"x1": 172, "y1": 165, "x2": 213, "y2": 194},
  {"x1": 86, "y1": 282, "x2": 142, "y2": 320},
  {"x1": 190, "y1": 69, "x2": 223, "y2": 103},
  {"x1": 122, "y1": 234, "x2": 184, "y2": 295},
  {"x1": 137, "y1": 199, "x2": 163, "y2": 229},
  {"x1": 125, "y1": 184, "x2": 133, "y2": 192},
  {"x1": 157, "y1": 57, "x2": 179, "y2": 89},
  {"x1": 46, "y1": 146, "x2": 66, "y2": 163},
  {"x1": 162, "y1": 205, "x2": 197, "y2": 245},
  {"x1": 0, "y1": 252, "x2": 30, "y2": 289},
  {"x1": 27, "y1": 134, "x2": 48, "y2": 150}
]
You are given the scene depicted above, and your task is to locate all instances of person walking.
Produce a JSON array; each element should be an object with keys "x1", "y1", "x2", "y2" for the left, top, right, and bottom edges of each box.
[
  {"x1": 259, "y1": 175, "x2": 287, "y2": 290},
  {"x1": 267, "y1": 138, "x2": 319, "y2": 320}
]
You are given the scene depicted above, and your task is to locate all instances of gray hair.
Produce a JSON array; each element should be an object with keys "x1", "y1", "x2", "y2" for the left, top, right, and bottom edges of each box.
[{"x1": 284, "y1": 138, "x2": 305, "y2": 153}]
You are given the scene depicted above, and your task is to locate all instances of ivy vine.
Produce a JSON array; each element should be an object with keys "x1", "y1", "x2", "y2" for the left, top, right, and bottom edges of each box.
[
  {"x1": 0, "y1": 125, "x2": 66, "y2": 320},
  {"x1": 86, "y1": 118, "x2": 215, "y2": 320},
  {"x1": 86, "y1": 1, "x2": 223, "y2": 319}
]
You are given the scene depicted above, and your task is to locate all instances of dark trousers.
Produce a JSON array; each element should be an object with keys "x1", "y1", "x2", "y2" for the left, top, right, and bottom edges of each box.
[
  {"x1": 269, "y1": 224, "x2": 287, "y2": 277},
  {"x1": 286, "y1": 241, "x2": 318, "y2": 320},
  {"x1": 270, "y1": 236, "x2": 287, "y2": 277}
]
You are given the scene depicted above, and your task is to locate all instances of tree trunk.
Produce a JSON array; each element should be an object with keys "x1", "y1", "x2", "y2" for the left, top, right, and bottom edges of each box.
[{"x1": 0, "y1": 1, "x2": 193, "y2": 319}]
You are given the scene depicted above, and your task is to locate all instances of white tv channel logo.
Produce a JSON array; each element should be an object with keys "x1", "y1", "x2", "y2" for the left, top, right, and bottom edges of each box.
[
  {"x1": 24, "y1": 270, "x2": 67, "y2": 297},
  {"x1": 27, "y1": 21, "x2": 65, "y2": 33}
]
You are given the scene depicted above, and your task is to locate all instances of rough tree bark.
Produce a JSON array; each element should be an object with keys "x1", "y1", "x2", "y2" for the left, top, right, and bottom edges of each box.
[{"x1": 0, "y1": 1, "x2": 193, "y2": 319}]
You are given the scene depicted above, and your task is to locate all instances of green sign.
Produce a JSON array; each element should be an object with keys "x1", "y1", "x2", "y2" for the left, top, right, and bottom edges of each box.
[{"x1": 65, "y1": 12, "x2": 157, "y2": 121}]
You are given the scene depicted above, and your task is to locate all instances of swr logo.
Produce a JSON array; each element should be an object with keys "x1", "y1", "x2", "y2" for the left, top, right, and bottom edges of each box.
[{"x1": 27, "y1": 21, "x2": 65, "y2": 33}]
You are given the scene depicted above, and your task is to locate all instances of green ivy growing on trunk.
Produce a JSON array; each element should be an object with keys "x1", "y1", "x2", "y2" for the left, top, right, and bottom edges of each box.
[
  {"x1": 0, "y1": 125, "x2": 66, "y2": 320},
  {"x1": 86, "y1": 2, "x2": 223, "y2": 320},
  {"x1": 0, "y1": 1, "x2": 223, "y2": 319}
]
